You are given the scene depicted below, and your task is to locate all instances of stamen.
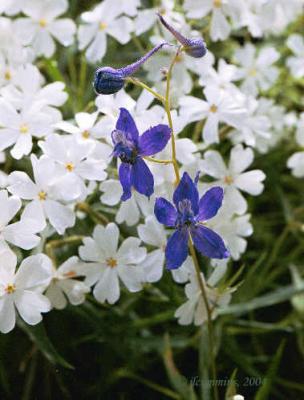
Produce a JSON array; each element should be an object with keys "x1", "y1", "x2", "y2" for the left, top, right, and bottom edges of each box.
[
  {"x1": 210, "y1": 104, "x2": 218, "y2": 113},
  {"x1": 213, "y1": 0, "x2": 222, "y2": 8},
  {"x1": 5, "y1": 284, "x2": 16, "y2": 294},
  {"x1": 65, "y1": 162, "x2": 74, "y2": 172},
  {"x1": 99, "y1": 22, "x2": 107, "y2": 31},
  {"x1": 82, "y1": 130, "x2": 90, "y2": 139},
  {"x1": 19, "y1": 124, "x2": 29, "y2": 134},
  {"x1": 224, "y1": 175, "x2": 234, "y2": 185},
  {"x1": 39, "y1": 18, "x2": 47, "y2": 28},
  {"x1": 106, "y1": 257, "x2": 117, "y2": 268},
  {"x1": 38, "y1": 191, "x2": 47, "y2": 201}
]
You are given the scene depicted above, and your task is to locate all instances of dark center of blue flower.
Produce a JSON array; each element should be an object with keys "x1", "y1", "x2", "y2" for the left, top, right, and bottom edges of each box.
[
  {"x1": 176, "y1": 199, "x2": 196, "y2": 227},
  {"x1": 112, "y1": 130, "x2": 138, "y2": 164}
]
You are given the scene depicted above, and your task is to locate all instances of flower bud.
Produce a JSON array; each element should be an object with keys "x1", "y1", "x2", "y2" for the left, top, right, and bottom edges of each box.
[
  {"x1": 157, "y1": 13, "x2": 207, "y2": 58},
  {"x1": 93, "y1": 67, "x2": 124, "y2": 95},
  {"x1": 94, "y1": 42, "x2": 170, "y2": 95}
]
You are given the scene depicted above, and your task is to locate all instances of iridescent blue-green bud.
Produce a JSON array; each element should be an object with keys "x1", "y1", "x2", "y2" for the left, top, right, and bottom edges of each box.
[
  {"x1": 157, "y1": 13, "x2": 207, "y2": 58},
  {"x1": 94, "y1": 42, "x2": 169, "y2": 95}
]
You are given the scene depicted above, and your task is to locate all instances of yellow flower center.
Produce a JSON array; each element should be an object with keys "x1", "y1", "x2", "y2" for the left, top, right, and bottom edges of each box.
[
  {"x1": 82, "y1": 130, "x2": 90, "y2": 139},
  {"x1": 99, "y1": 22, "x2": 107, "y2": 31},
  {"x1": 248, "y1": 68, "x2": 257, "y2": 77},
  {"x1": 210, "y1": 104, "x2": 218, "y2": 113},
  {"x1": 4, "y1": 70, "x2": 11, "y2": 80},
  {"x1": 213, "y1": 0, "x2": 222, "y2": 8},
  {"x1": 5, "y1": 284, "x2": 16, "y2": 294},
  {"x1": 38, "y1": 191, "x2": 47, "y2": 201},
  {"x1": 106, "y1": 257, "x2": 117, "y2": 268},
  {"x1": 39, "y1": 18, "x2": 47, "y2": 28},
  {"x1": 19, "y1": 124, "x2": 29, "y2": 134},
  {"x1": 159, "y1": 8, "x2": 166, "y2": 15},
  {"x1": 224, "y1": 175, "x2": 234, "y2": 185},
  {"x1": 63, "y1": 270, "x2": 77, "y2": 278},
  {"x1": 65, "y1": 162, "x2": 74, "y2": 172}
]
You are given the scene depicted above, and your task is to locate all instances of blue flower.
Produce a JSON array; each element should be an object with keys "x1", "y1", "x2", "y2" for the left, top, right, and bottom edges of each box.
[
  {"x1": 112, "y1": 108, "x2": 171, "y2": 201},
  {"x1": 154, "y1": 172, "x2": 229, "y2": 270}
]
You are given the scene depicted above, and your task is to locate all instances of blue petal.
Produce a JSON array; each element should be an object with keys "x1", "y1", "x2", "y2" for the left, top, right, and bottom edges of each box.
[
  {"x1": 165, "y1": 229, "x2": 189, "y2": 270},
  {"x1": 131, "y1": 158, "x2": 154, "y2": 198},
  {"x1": 116, "y1": 108, "x2": 139, "y2": 144},
  {"x1": 173, "y1": 172, "x2": 199, "y2": 215},
  {"x1": 198, "y1": 187, "x2": 224, "y2": 221},
  {"x1": 190, "y1": 225, "x2": 229, "y2": 259},
  {"x1": 154, "y1": 198, "x2": 177, "y2": 227},
  {"x1": 119, "y1": 163, "x2": 132, "y2": 201},
  {"x1": 138, "y1": 124, "x2": 171, "y2": 156}
]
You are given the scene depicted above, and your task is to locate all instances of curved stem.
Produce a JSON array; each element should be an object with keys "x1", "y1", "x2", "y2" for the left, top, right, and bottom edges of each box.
[
  {"x1": 165, "y1": 49, "x2": 181, "y2": 184},
  {"x1": 189, "y1": 239, "x2": 219, "y2": 400},
  {"x1": 125, "y1": 77, "x2": 165, "y2": 103},
  {"x1": 144, "y1": 156, "x2": 173, "y2": 165}
]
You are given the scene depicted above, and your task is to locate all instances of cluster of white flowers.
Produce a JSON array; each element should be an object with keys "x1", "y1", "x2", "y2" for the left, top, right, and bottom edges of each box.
[{"x1": 0, "y1": 0, "x2": 303, "y2": 334}]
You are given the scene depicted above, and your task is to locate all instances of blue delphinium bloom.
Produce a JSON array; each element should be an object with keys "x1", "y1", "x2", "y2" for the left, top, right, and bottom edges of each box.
[
  {"x1": 94, "y1": 42, "x2": 169, "y2": 95},
  {"x1": 157, "y1": 13, "x2": 207, "y2": 58},
  {"x1": 154, "y1": 172, "x2": 229, "y2": 270},
  {"x1": 112, "y1": 108, "x2": 171, "y2": 201}
]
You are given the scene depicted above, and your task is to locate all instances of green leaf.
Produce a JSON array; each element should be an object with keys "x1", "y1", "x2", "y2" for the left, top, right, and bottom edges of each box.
[
  {"x1": 18, "y1": 321, "x2": 74, "y2": 370},
  {"x1": 218, "y1": 284, "x2": 304, "y2": 316},
  {"x1": 255, "y1": 340, "x2": 285, "y2": 400},
  {"x1": 162, "y1": 334, "x2": 197, "y2": 400},
  {"x1": 225, "y1": 369, "x2": 238, "y2": 399}
]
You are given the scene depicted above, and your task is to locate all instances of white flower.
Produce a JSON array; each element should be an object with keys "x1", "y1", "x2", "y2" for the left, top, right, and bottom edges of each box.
[
  {"x1": 79, "y1": 223, "x2": 146, "y2": 304},
  {"x1": 100, "y1": 179, "x2": 154, "y2": 227},
  {"x1": 144, "y1": 46, "x2": 214, "y2": 98},
  {"x1": 201, "y1": 145, "x2": 266, "y2": 215},
  {"x1": 229, "y1": 96, "x2": 272, "y2": 149},
  {"x1": 286, "y1": 34, "x2": 304, "y2": 79},
  {"x1": 0, "y1": 0, "x2": 26, "y2": 16},
  {"x1": 0, "y1": 189, "x2": 41, "y2": 250},
  {"x1": 184, "y1": 0, "x2": 242, "y2": 41},
  {"x1": 1, "y1": 64, "x2": 67, "y2": 120},
  {"x1": 0, "y1": 99, "x2": 53, "y2": 159},
  {"x1": 207, "y1": 210, "x2": 253, "y2": 260},
  {"x1": 39, "y1": 134, "x2": 107, "y2": 202},
  {"x1": 234, "y1": 43, "x2": 280, "y2": 96},
  {"x1": 198, "y1": 58, "x2": 238, "y2": 93},
  {"x1": 287, "y1": 113, "x2": 304, "y2": 178},
  {"x1": 45, "y1": 257, "x2": 90, "y2": 310},
  {"x1": 175, "y1": 272, "x2": 233, "y2": 326},
  {"x1": 0, "y1": 248, "x2": 52, "y2": 333},
  {"x1": 55, "y1": 111, "x2": 112, "y2": 160},
  {"x1": 179, "y1": 86, "x2": 247, "y2": 144},
  {"x1": 14, "y1": 0, "x2": 76, "y2": 58},
  {"x1": 137, "y1": 216, "x2": 167, "y2": 282},
  {"x1": 7, "y1": 155, "x2": 75, "y2": 235},
  {"x1": 78, "y1": 0, "x2": 133, "y2": 63}
]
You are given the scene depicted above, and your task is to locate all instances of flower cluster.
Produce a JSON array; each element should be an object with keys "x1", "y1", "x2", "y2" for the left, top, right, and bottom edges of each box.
[{"x1": 0, "y1": 0, "x2": 302, "y2": 344}]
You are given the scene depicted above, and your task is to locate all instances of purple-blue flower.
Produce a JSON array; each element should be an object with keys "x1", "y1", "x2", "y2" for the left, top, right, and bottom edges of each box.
[
  {"x1": 112, "y1": 108, "x2": 171, "y2": 201},
  {"x1": 154, "y1": 172, "x2": 229, "y2": 270}
]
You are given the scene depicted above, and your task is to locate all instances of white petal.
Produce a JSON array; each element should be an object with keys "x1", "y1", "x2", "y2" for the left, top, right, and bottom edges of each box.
[
  {"x1": 228, "y1": 145, "x2": 254, "y2": 174},
  {"x1": 201, "y1": 150, "x2": 227, "y2": 178},
  {"x1": 93, "y1": 268, "x2": 120, "y2": 304},
  {"x1": 44, "y1": 199, "x2": 75, "y2": 234},
  {"x1": 93, "y1": 223, "x2": 119, "y2": 257},
  {"x1": 48, "y1": 19, "x2": 76, "y2": 47},
  {"x1": 0, "y1": 297, "x2": 16, "y2": 333},
  {"x1": 15, "y1": 254, "x2": 52, "y2": 290},
  {"x1": 117, "y1": 237, "x2": 146, "y2": 264},
  {"x1": 7, "y1": 171, "x2": 37, "y2": 199},
  {"x1": 234, "y1": 170, "x2": 266, "y2": 195},
  {"x1": 15, "y1": 291, "x2": 51, "y2": 325},
  {"x1": 118, "y1": 265, "x2": 143, "y2": 292},
  {"x1": 46, "y1": 283, "x2": 67, "y2": 310}
]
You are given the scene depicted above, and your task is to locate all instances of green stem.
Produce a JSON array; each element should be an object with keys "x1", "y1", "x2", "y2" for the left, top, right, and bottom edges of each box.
[
  {"x1": 76, "y1": 202, "x2": 109, "y2": 225},
  {"x1": 189, "y1": 239, "x2": 219, "y2": 400},
  {"x1": 165, "y1": 49, "x2": 181, "y2": 184},
  {"x1": 144, "y1": 156, "x2": 173, "y2": 165},
  {"x1": 125, "y1": 77, "x2": 165, "y2": 103}
]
